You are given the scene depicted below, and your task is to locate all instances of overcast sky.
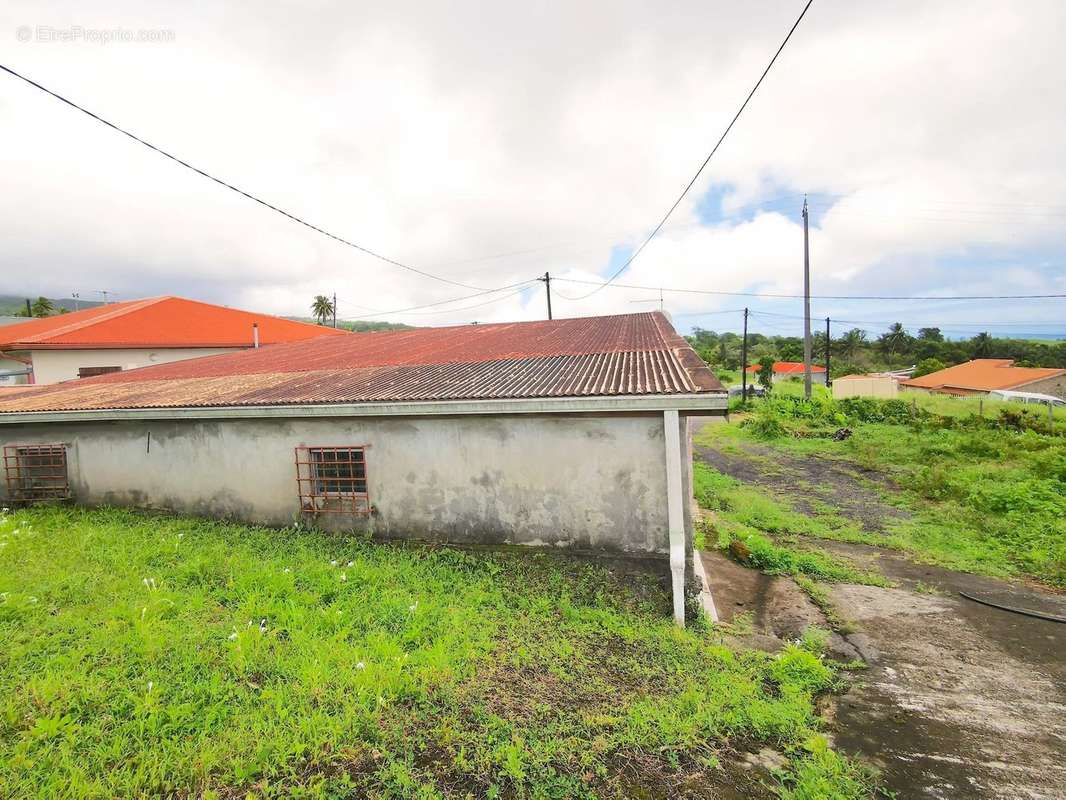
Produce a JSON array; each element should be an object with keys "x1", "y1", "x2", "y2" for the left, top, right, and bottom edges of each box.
[{"x1": 1, "y1": 1, "x2": 1064, "y2": 337}]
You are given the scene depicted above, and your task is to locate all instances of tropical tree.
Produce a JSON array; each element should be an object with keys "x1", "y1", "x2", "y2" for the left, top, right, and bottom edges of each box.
[
  {"x1": 913, "y1": 357, "x2": 946, "y2": 378},
  {"x1": 878, "y1": 323, "x2": 910, "y2": 357},
  {"x1": 756, "y1": 355, "x2": 775, "y2": 391},
  {"x1": 971, "y1": 332, "x2": 994, "y2": 358},
  {"x1": 837, "y1": 328, "x2": 867, "y2": 360},
  {"x1": 310, "y1": 295, "x2": 335, "y2": 326},
  {"x1": 31, "y1": 296, "x2": 55, "y2": 317},
  {"x1": 917, "y1": 327, "x2": 943, "y2": 342}
]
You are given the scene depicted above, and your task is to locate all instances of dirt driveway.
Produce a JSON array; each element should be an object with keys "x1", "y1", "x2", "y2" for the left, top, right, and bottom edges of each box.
[{"x1": 693, "y1": 421, "x2": 1066, "y2": 799}]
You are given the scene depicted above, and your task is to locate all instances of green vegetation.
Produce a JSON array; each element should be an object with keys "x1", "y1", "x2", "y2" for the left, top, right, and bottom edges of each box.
[
  {"x1": 686, "y1": 324, "x2": 1066, "y2": 376},
  {"x1": 701, "y1": 394, "x2": 1066, "y2": 586},
  {"x1": 0, "y1": 506, "x2": 875, "y2": 799}
]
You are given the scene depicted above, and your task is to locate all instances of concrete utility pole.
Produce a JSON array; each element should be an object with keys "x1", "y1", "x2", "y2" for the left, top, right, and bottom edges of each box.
[
  {"x1": 539, "y1": 272, "x2": 553, "y2": 320},
  {"x1": 332, "y1": 293, "x2": 337, "y2": 328},
  {"x1": 802, "y1": 196, "x2": 812, "y2": 399},
  {"x1": 72, "y1": 292, "x2": 80, "y2": 311},
  {"x1": 825, "y1": 316, "x2": 832, "y2": 387},
  {"x1": 741, "y1": 307, "x2": 749, "y2": 404}
]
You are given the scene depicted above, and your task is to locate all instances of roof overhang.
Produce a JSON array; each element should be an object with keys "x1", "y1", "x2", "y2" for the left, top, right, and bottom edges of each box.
[{"x1": 0, "y1": 392, "x2": 728, "y2": 425}]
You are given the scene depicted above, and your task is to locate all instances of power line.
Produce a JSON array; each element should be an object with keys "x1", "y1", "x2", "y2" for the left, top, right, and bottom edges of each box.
[
  {"x1": 338, "y1": 279, "x2": 538, "y2": 320},
  {"x1": 565, "y1": 0, "x2": 815, "y2": 300},
  {"x1": 552, "y1": 276, "x2": 1066, "y2": 301},
  {"x1": 0, "y1": 62, "x2": 484, "y2": 291}
]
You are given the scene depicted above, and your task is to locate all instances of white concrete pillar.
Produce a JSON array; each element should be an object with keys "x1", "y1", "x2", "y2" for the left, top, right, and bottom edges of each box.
[{"x1": 663, "y1": 408, "x2": 686, "y2": 626}]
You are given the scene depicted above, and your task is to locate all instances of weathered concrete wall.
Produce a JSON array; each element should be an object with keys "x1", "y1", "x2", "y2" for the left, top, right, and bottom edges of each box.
[
  {"x1": 1019, "y1": 373, "x2": 1066, "y2": 400},
  {"x1": 26, "y1": 347, "x2": 241, "y2": 384},
  {"x1": 0, "y1": 413, "x2": 678, "y2": 555}
]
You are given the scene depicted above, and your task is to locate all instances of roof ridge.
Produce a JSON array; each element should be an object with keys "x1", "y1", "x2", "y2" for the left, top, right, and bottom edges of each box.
[{"x1": 7, "y1": 296, "x2": 168, "y2": 344}]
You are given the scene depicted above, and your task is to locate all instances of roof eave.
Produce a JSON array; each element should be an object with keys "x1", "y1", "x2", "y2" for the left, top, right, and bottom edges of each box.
[{"x1": 0, "y1": 392, "x2": 728, "y2": 425}]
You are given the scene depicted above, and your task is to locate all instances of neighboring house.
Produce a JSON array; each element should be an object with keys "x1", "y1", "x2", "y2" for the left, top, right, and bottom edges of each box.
[
  {"x1": 0, "y1": 312, "x2": 725, "y2": 625},
  {"x1": 0, "y1": 317, "x2": 32, "y2": 386},
  {"x1": 0, "y1": 296, "x2": 347, "y2": 385},
  {"x1": 832, "y1": 373, "x2": 899, "y2": 399},
  {"x1": 745, "y1": 361, "x2": 827, "y2": 384},
  {"x1": 901, "y1": 359, "x2": 1066, "y2": 400}
]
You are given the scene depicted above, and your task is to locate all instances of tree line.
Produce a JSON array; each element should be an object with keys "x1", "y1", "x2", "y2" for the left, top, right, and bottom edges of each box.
[{"x1": 686, "y1": 324, "x2": 1066, "y2": 378}]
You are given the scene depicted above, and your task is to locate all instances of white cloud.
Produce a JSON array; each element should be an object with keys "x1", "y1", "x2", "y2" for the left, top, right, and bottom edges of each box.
[{"x1": 0, "y1": 0, "x2": 1063, "y2": 332}]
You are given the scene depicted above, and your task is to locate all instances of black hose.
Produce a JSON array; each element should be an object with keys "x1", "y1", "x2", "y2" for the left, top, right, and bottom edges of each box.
[{"x1": 958, "y1": 590, "x2": 1066, "y2": 624}]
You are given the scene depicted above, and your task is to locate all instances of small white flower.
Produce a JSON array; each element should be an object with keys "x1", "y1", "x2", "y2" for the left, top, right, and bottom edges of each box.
[
  {"x1": 177, "y1": 533, "x2": 184, "y2": 540},
  {"x1": 29, "y1": 596, "x2": 38, "y2": 604},
  {"x1": 339, "y1": 573, "x2": 347, "y2": 582},
  {"x1": 259, "y1": 618, "x2": 267, "y2": 632},
  {"x1": 408, "y1": 601, "x2": 418, "y2": 612},
  {"x1": 283, "y1": 567, "x2": 291, "y2": 574},
  {"x1": 147, "y1": 681, "x2": 153, "y2": 693},
  {"x1": 228, "y1": 629, "x2": 238, "y2": 641},
  {"x1": 330, "y1": 560, "x2": 338, "y2": 567},
  {"x1": 356, "y1": 661, "x2": 366, "y2": 670},
  {"x1": 247, "y1": 619, "x2": 253, "y2": 626},
  {"x1": 346, "y1": 561, "x2": 354, "y2": 567}
]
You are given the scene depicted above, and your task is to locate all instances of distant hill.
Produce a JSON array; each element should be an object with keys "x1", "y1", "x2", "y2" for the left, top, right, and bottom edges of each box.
[
  {"x1": 288, "y1": 318, "x2": 415, "y2": 333},
  {"x1": 0, "y1": 294, "x2": 105, "y2": 317}
]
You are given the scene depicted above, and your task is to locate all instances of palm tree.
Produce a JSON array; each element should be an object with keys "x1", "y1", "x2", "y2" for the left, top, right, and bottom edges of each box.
[
  {"x1": 31, "y1": 296, "x2": 55, "y2": 318},
  {"x1": 310, "y1": 295, "x2": 335, "y2": 326},
  {"x1": 837, "y1": 328, "x2": 866, "y2": 360},
  {"x1": 878, "y1": 323, "x2": 909, "y2": 356},
  {"x1": 972, "y1": 332, "x2": 993, "y2": 358}
]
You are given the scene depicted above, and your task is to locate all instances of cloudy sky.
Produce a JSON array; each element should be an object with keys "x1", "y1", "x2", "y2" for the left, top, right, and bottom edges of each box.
[{"x1": 1, "y1": 0, "x2": 1064, "y2": 337}]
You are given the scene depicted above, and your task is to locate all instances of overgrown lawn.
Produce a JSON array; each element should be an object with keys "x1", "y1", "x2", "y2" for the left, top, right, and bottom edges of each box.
[{"x1": 0, "y1": 506, "x2": 872, "y2": 799}]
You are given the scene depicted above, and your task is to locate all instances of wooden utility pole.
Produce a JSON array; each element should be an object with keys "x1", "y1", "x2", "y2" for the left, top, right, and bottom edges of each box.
[
  {"x1": 825, "y1": 316, "x2": 831, "y2": 387},
  {"x1": 539, "y1": 272, "x2": 553, "y2": 320},
  {"x1": 741, "y1": 307, "x2": 749, "y2": 404},
  {"x1": 332, "y1": 292, "x2": 337, "y2": 328},
  {"x1": 802, "y1": 196, "x2": 812, "y2": 399}
]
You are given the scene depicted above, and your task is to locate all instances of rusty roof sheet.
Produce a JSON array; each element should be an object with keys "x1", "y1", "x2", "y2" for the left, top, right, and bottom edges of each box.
[{"x1": 0, "y1": 312, "x2": 723, "y2": 413}]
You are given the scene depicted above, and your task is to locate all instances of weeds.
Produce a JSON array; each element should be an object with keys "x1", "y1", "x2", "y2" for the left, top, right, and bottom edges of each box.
[{"x1": 0, "y1": 506, "x2": 875, "y2": 799}]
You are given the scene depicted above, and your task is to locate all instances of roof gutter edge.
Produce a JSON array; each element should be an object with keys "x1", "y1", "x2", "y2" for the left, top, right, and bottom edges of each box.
[{"x1": 0, "y1": 393, "x2": 728, "y2": 424}]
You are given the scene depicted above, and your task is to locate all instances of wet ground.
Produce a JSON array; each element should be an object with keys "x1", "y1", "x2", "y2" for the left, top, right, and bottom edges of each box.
[{"x1": 693, "y1": 421, "x2": 1066, "y2": 799}]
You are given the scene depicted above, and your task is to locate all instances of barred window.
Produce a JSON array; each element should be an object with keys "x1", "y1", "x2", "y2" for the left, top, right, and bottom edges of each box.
[
  {"x1": 295, "y1": 446, "x2": 370, "y2": 515},
  {"x1": 3, "y1": 444, "x2": 70, "y2": 503}
]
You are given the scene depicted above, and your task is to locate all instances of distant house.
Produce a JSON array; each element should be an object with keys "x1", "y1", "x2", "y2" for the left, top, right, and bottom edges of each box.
[
  {"x1": 901, "y1": 359, "x2": 1066, "y2": 400},
  {"x1": 0, "y1": 296, "x2": 347, "y2": 385},
  {"x1": 745, "y1": 361, "x2": 827, "y2": 384},
  {"x1": 0, "y1": 312, "x2": 726, "y2": 625}
]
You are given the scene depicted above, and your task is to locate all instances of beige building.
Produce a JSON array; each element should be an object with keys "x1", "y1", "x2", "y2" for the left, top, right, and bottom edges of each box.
[
  {"x1": 832, "y1": 374, "x2": 899, "y2": 399},
  {"x1": 0, "y1": 296, "x2": 347, "y2": 385}
]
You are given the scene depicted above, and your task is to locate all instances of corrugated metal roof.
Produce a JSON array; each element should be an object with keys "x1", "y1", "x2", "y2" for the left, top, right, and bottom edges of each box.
[
  {"x1": 0, "y1": 296, "x2": 348, "y2": 349},
  {"x1": 0, "y1": 312, "x2": 723, "y2": 413}
]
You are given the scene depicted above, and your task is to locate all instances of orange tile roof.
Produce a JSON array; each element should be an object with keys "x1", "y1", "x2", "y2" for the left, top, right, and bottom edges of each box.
[
  {"x1": 745, "y1": 361, "x2": 826, "y2": 374},
  {"x1": 901, "y1": 359, "x2": 1065, "y2": 392},
  {"x1": 0, "y1": 312, "x2": 724, "y2": 412},
  {"x1": 0, "y1": 296, "x2": 347, "y2": 350}
]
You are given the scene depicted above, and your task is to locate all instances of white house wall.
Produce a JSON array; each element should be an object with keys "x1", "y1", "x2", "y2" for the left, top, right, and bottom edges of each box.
[
  {"x1": 27, "y1": 347, "x2": 242, "y2": 384},
  {"x1": 0, "y1": 413, "x2": 680, "y2": 555}
]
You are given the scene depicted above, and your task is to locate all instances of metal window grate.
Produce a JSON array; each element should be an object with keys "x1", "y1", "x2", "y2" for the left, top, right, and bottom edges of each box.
[
  {"x1": 3, "y1": 444, "x2": 70, "y2": 503},
  {"x1": 295, "y1": 446, "x2": 370, "y2": 515}
]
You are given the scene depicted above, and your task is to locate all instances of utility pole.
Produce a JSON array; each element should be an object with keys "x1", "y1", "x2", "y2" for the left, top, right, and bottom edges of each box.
[
  {"x1": 539, "y1": 272, "x2": 553, "y2": 320},
  {"x1": 825, "y1": 316, "x2": 831, "y2": 387},
  {"x1": 802, "y1": 196, "x2": 812, "y2": 399},
  {"x1": 72, "y1": 292, "x2": 80, "y2": 312},
  {"x1": 332, "y1": 292, "x2": 337, "y2": 328},
  {"x1": 740, "y1": 307, "x2": 749, "y2": 404},
  {"x1": 97, "y1": 290, "x2": 111, "y2": 304}
]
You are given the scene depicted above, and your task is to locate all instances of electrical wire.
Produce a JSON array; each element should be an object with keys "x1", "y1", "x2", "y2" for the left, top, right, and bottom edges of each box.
[
  {"x1": 0, "y1": 62, "x2": 485, "y2": 291},
  {"x1": 552, "y1": 276, "x2": 1066, "y2": 301},
  {"x1": 566, "y1": 0, "x2": 815, "y2": 300},
  {"x1": 338, "y1": 279, "x2": 538, "y2": 320}
]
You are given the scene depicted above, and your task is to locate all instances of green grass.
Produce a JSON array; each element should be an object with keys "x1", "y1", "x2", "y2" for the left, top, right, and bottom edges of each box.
[
  {"x1": 699, "y1": 397, "x2": 1066, "y2": 586},
  {"x1": 0, "y1": 506, "x2": 876, "y2": 799}
]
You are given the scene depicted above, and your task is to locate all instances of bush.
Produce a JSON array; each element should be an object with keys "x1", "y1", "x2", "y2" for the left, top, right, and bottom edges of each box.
[{"x1": 914, "y1": 357, "x2": 947, "y2": 378}]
